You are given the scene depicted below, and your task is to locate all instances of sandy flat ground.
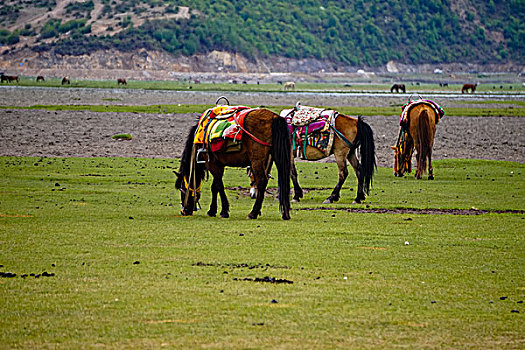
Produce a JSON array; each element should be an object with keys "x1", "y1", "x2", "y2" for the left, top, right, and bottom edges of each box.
[{"x1": 0, "y1": 87, "x2": 523, "y2": 167}]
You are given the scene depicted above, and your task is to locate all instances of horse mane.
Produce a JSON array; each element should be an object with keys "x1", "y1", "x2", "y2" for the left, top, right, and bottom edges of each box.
[{"x1": 416, "y1": 109, "x2": 431, "y2": 173}]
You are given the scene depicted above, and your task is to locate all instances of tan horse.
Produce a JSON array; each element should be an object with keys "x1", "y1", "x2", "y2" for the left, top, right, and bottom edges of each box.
[
  {"x1": 249, "y1": 109, "x2": 376, "y2": 204},
  {"x1": 392, "y1": 103, "x2": 441, "y2": 179},
  {"x1": 283, "y1": 81, "x2": 296, "y2": 91}
]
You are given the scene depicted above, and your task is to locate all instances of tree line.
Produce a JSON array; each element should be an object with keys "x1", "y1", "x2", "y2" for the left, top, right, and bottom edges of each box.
[{"x1": 1, "y1": 0, "x2": 523, "y2": 66}]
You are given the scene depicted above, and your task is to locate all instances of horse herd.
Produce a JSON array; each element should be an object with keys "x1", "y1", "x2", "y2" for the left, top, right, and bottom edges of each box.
[
  {"x1": 0, "y1": 75, "x2": 483, "y2": 94},
  {"x1": 175, "y1": 97, "x2": 443, "y2": 220},
  {"x1": 390, "y1": 83, "x2": 478, "y2": 94},
  {"x1": 0, "y1": 74, "x2": 127, "y2": 86}
]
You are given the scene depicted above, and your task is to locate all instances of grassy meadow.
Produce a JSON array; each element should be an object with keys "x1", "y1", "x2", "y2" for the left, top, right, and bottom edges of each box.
[
  {"x1": 1, "y1": 156, "x2": 524, "y2": 349},
  {"x1": 10, "y1": 75, "x2": 525, "y2": 94}
]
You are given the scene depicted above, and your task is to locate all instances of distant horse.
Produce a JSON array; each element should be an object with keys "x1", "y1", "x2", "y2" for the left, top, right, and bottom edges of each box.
[
  {"x1": 249, "y1": 105, "x2": 376, "y2": 204},
  {"x1": 283, "y1": 82, "x2": 296, "y2": 91},
  {"x1": 462, "y1": 83, "x2": 477, "y2": 93},
  {"x1": 1, "y1": 75, "x2": 19, "y2": 83},
  {"x1": 392, "y1": 100, "x2": 444, "y2": 179},
  {"x1": 61, "y1": 77, "x2": 70, "y2": 85},
  {"x1": 391, "y1": 84, "x2": 406, "y2": 93},
  {"x1": 36, "y1": 76, "x2": 45, "y2": 82},
  {"x1": 117, "y1": 78, "x2": 127, "y2": 85},
  {"x1": 175, "y1": 99, "x2": 291, "y2": 220}
]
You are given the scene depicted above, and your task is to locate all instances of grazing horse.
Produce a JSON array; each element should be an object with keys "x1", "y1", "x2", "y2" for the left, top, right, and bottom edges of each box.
[
  {"x1": 391, "y1": 84, "x2": 406, "y2": 93},
  {"x1": 175, "y1": 99, "x2": 291, "y2": 220},
  {"x1": 1, "y1": 75, "x2": 19, "y2": 83},
  {"x1": 249, "y1": 105, "x2": 376, "y2": 204},
  {"x1": 392, "y1": 100, "x2": 444, "y2": 180},
  {"x1": 462, "y1": 83, "x2": 477, "y2": 93},
  {"x1": 283, "y1": 82, "x2": 296, "y2": 91},
  {"x1": 61, "y1": 77, "x2": 70, "y2": 85},
  {"x1": 117, "y1": 78, "x2": 127, "y2": 85},
  {"x1": 36, "y1": 76, "x2": 45, "y2": 82}
]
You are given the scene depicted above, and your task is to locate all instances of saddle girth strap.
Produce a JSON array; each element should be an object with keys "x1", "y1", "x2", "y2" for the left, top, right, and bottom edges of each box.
[{"x1": 330, "y1": 114, "x2": 354, "y2": 149}]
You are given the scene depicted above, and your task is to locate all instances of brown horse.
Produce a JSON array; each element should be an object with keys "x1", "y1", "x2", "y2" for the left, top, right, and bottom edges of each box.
[
  {"x1": 61, "y1": 77, "x2": 70, "y2": 85},
  {"x1": 175, "y1": 102, "x2": 291, "y2": 220},
  {"x1": 1, "y1": 75, "x2": 19, "y2": 83},
  {"x1": 462, "y1": 83, "x2": 477, "y2": 93},
  {"x1": 36, "y1": 76, "x2": 45, "y2": 82},
  {"x1": 250, "y1": 107, "x2": 376, "y2": 204},
  {"x1": 392, "y1": 101, "x2": 443, "y2": 179},
  {"x1": 117, "y1": 78, "x2": 127, "y2": 85},
  {"x1": 391, "y1": 84, "x2": 406, "y2": 93}
]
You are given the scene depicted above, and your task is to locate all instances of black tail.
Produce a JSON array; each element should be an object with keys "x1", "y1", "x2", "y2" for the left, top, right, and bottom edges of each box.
[
  {"x1": 271, "y1": 117, "x2": 291, "y2": 219},
  {"x1": 417, "y1": 110, "x2": 431, "y2": 173},
  {"x1": 356, "y1": 117, "x2": 376, "y2": 195}
]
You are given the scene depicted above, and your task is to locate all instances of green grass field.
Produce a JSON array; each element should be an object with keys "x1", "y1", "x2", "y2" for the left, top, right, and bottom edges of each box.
[
  {"x1": 10, "y1": 75, "x2": 525, "y2": 94},
  {"x1": 1, "y1": 156, "x2": 523, "y2": 349}
]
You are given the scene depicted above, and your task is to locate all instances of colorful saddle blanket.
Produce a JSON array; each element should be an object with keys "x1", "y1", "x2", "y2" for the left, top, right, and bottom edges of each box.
[
  {"x1": 194, "y1": 106, "x2": 254, "y2": 148},
  {"x1": 280, "y1": 106, "x2": 338, "y2": 158},
  {"x1": 399, "y1": 99, "x2": 445, "y2": 127}
]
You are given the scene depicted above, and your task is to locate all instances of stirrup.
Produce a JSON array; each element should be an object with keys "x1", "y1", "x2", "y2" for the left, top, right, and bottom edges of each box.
[{"x1": 196, "y1": 147, "x2": 207, "y2": 164}]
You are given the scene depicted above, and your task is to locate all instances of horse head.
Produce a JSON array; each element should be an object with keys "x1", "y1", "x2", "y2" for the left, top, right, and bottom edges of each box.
[
  {"x1": 392, "y1": 141, "x2": 412, "y2": 177},
  {"x1": 392, "y1": 145, "x2": 404, "y2": 177},
  {"x1": 174, "y1": 170, "x2": 201, "y2": 216}
]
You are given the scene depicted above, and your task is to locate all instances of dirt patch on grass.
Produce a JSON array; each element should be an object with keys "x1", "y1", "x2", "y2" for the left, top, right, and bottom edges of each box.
[{"x1": 296, "y1": 207, "x2": 525, "y2": 215}]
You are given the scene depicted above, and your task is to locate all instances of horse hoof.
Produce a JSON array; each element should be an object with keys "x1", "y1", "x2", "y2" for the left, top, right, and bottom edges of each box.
[
  {"x1": 220, "y1": 213, "x2": 229, "y2": 218},
  {"x1": 282, "y1": 213, "x2": 291, "y2": 220},
  {"x1": 428, "y1": 175, "x2": 434, "y2": 180},
  {"x1": 291, "y1": 198, "x2": 300, "y2": 203},
  {"x1": 322, "y1": 199, "x2": 332, "y2": 204},
  {"x1": 207, "y1": 211, "x2": 216, "y2": 217}
]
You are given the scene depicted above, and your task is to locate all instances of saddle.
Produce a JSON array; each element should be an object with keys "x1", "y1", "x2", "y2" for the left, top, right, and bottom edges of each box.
[
  {"x1": 399, "y1": 99, "x2": 445, "y2": 129},
  {"x1": 281, "y1": 105, "x2": 338, "y2": 159},
  {"x1": 195, "y1": 105, "x2": 254, "y2": 152}
]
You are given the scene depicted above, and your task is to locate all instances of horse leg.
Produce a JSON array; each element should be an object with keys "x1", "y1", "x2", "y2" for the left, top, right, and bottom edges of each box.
[
  {"x1": 291, "y1": 158, "x2": 303, "y2": 202},
  {"x1": 428, "y1": 143, "x2": 434, "y2": 180},
  {"x1": 208, "y1": 166, "x2": 230, "y2": 218},
  {"x1": 348, "y1": 152, "x2": 366, "y2": 203},
  {"x1": 323, "y1": 151, "x2": 349, "y2": 204},
  {"x1": 248, "y1": 164, "x2": 268, "y2": 219},
  {"x1": 428, "y1": 155, "x2": 434, "y2": 180},
  {"x1": 207, "y1": 179, "x2": 219, "y2": 217},
  {"x1": 415, "y1": 152, "x2": 423, "y2": 179},
  {"x1": 217, "y1": 182, "x2": 230, "y2": 218}
]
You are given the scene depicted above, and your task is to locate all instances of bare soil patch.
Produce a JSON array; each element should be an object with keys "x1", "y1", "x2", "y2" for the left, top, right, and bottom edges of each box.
[{"x1": 0, "y1": 87, "x2": 523, "y2": 166}]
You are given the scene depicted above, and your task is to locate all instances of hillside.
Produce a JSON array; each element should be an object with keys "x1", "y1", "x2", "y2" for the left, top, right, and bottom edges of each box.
[{"x1": 0, "y1": 0, "x2": 523, "y2": 74}]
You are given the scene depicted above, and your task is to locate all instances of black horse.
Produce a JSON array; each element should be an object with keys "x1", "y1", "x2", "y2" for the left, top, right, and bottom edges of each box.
[{"x1": 391, "y1": 84, "x2": 406, "y2": 93}]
